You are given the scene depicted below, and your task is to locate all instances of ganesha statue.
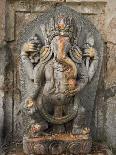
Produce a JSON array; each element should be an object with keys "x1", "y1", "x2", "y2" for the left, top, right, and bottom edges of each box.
[{"x1": 19, "y1": 6, "x2": 103, "y2": 155}]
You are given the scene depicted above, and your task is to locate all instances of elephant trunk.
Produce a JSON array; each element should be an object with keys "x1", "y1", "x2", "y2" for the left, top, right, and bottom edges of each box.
[{"x1": 56, "y1": 36, "x2": 77, "y2": 78}]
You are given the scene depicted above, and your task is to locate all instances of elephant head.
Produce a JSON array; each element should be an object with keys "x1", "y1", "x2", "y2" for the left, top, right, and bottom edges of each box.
[{"x1": 40, "y1": 16, "x2": 81, "y2": 79}]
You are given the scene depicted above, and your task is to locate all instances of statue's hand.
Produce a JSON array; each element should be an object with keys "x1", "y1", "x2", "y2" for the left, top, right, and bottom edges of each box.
[
  {"x1": 81, "y1": 128, "x2": 90, "y2": 135},
  {"x1": 83, "y1": 47, "x2": 95, "y2": 58},
  {"x1": 65, "y1": 86, "x2": 80, "y2": 96},
  {"x1": 24, "y1": 97, "x2": 38, "y2": 115},
  {"x1": 21, "y1": 42, "x2": 38, "y2": 56}
]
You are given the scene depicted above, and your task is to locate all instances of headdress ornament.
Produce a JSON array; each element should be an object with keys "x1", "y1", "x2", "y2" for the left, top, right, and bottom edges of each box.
[{"x1": 40, "y1": 15, "x2": 77, "y2": 44}]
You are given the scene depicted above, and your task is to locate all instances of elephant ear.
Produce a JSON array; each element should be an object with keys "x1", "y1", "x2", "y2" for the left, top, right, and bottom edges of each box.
[{"x1": 69, "y1": 45, "x2": 82, "y2": 64}]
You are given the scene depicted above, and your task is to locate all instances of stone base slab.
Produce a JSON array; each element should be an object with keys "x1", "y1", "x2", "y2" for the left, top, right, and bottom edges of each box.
[{"x1": 23, "y1": 134, "x2": 92, "y2": 155}]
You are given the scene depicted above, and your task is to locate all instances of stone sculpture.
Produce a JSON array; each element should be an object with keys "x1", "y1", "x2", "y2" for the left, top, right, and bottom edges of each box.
[{"x1": 19, "y1": 6, "x2": 103, "y2": 155}]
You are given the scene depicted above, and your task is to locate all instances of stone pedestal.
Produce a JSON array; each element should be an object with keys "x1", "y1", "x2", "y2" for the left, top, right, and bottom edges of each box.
[{"x1": 23, "y1": 134, "x2": 92, "y2": 155}]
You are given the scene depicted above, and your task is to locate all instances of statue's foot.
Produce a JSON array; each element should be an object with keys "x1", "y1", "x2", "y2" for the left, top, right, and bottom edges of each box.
[
  {"x1": 72, "y1": 127, "x2": 82, "y2": 135},
  {"x1": 36, "y1": 131, "x2": 50, "y2": 136},
  {"x1": 30, "y1": 131, "x2": 49, "y2": 138},
  {"x1": 29, "y1": 122, "x2": 48, "y2": 137},
  {"x1": 81, "y1": 127, "x2": 90, "y2": 135},
  {"x1": 72, "y1": 127, "x2": 90, "y2": 136},
  {"x1": 23, "y1": 97, "x2": 38, "y2": 115},
  {"x1": 31, "y1": 121, "x2": 48, "y2": 131}
]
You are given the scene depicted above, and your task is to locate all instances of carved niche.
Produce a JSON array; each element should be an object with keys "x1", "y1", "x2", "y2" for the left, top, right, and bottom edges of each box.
[{"x1": 18, "y1": 6, "x2": 103, "y2": 155}]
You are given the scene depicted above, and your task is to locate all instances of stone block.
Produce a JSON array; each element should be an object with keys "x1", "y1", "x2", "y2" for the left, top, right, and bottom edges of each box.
[
  {"x1": 0, "y1": 0, "x2": 6, "y2": 43},
  {"x1": 66, "y1": 3, "x2": 106, "y2": 14},
  {"x1": 107, "y1": 17, "x2": 116, "y2": 44},
  {"x1": 66, "y1": 0, "x2": 107, "y2": 3},
  {"x1": 42, "y1": 0, "x2": 65, "y2": 2},
  {"x1": 106, "y1": 43, "x2": 116, "y2": 87},
  {"x1": 106, "y1": 96, "x2": 116, "y2": 148}
]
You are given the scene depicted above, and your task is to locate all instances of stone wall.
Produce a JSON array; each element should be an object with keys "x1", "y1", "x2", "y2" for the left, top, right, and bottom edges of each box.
[
  {"x1": 0, "y1": 0, "x2": 115, "y2": 152},
  {"x1": 0, "y1": 0, "x2": 8, "y2": 153},
  {"x1": 93, "y1": 0, "x2": 116, "y2": 151},
  {"x1": 101, "y1": 0, "x2": 116, "y2": 149}
]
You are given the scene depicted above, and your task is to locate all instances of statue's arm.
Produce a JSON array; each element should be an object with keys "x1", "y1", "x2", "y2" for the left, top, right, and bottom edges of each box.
[
  {"x1": 77, "y1": 62, "x2": 89, "y2": 91},
  {"x1": 21, "y1": 39, "x2": 42, "y2": 81},
  {"x1": 20, "y1": 61, "x2": 45, "y2": 113},
  {"x1": 33, "y1": 62, "x2": 45, "y2": 84},
  {"x1": 21, "y1": 55, "x2": 34, "y2": 81},
  {"x1": 69, "y1": 45, "x2": 89, "y2": 91},
  {"x1": 82, "y1": 34, "x2": 99, "y2": 81},
  {"x1": 29, "y1": 63, "x2": 45, "y2": 100},
  {"x1": 88, "y1": 51, "x2": 98, "y2": 81},
  {"x1": 21, "y1": 42, "x2": 37, "y2": 80},
  {"x1": 83, "y1": 46, "x2": 99, "y2": 81}
]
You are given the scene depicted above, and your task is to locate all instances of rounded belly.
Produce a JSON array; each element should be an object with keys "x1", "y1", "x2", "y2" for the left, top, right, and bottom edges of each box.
[
  {"x1": 43, "y1": 81, "x2": 66, "y2": 97},
  {"x1": 43, "y1": 80, "x2": 76, "y2": 105}
]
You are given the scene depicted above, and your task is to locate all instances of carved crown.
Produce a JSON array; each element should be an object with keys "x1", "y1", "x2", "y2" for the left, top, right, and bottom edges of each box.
[{"x1": 40, "y1": 15, "x2": 77, "y2": 44}]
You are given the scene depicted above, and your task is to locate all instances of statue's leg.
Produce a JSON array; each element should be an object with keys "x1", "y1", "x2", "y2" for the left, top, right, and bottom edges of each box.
[
  {"x1": 31, "y1": 110, "x2": 48, "y2": 136},
  {"x1": 72, "y1": 102, "x2": 86, "y2": 134},
  {"x1": 64, "y1": 103, "x2": 73, "y2": 133},
  {"x1": 26, "y1": 113, "x2": 48, "y2": 137},
  {"x1": 23, "y1": 99, "x2": 48, "y2": 137},
  {"x1": 72, "y1": 96, "x2": 86, "y2": 134}
]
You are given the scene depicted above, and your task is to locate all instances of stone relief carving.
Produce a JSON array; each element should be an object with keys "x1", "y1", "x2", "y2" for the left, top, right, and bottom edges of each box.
[{"x1": 18, "y1": 6, "x2": 103, "y2": 155}]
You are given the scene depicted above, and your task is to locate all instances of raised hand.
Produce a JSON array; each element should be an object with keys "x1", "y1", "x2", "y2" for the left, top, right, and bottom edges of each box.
[
  {"x1": 24, "y1": 97, "x2": 38, "y2": 115},
  {"x1": 21, "y1": 42, "x2": 38, "y2": 56},
  {"x1": 83, "y1": 47, "x2": 95, "y2": 58}
]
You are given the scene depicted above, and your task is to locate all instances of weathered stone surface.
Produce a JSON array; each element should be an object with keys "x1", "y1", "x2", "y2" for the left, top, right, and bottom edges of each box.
[
  {"x1": 0, "y1": 0, "x2": 6, "y2": 43},
  {"x1": 13, "y1": 0, "x2": 32, "y2": 12},
  {"x1": 15, "y1": 12, "x2": 40, "y2": 40},
  {"x1": 66, "y1": 0, "x2": 107, "y2": 2},
  {"x1": 107, "y1": 18, "x2": 116, "y2": 44},
  {"x1": 105, "y1": 43, "x2": 116, "y2": 87},
  {"x1": 65, "y1": 3, "x2": 106, "y2": 40},
  {"x1": 0, "y1": 0, "x2": 115, "y2": 153},
  {"x1": 6, "y1": 4, "x2": 15, "y2": 41},
  {"x1": 6, "y1": 143, "x2": 113, "y2": 155},
  {"x1": 105, "y1": 0, "x2": 116, "y2": 42},
  {"x1": 0, "y1": 44, "x2": 10, "y2": 154},
  {"x1": 17, "y1": 5, "x2": 104, "y2": 154},
  {"x1": 103, "y1": 0, "x2": 116, "y2": 150},
  {"x1": 105, "y1": 96, "x2": 116, "y2": 148},
  {"x1": 0, "y1": 0, "x2": 7, "y2": 154},
  {"x1": 14, "y1": 0, "x2": 55, "y2": 12},
  {"x1": 66, "y1": 3, "x2": 106, "y2": 14},
  {"x1": 43, "y1": 0, "x2": 64, "y2": 2},
  {"x1": 30, "y1": 2, "x2": 54, "y2": 12}
]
